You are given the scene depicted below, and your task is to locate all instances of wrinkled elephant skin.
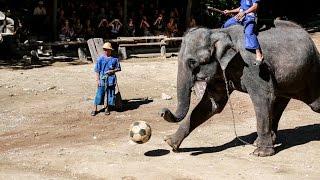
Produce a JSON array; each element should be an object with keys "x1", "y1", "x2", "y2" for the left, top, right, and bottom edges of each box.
[{"x1": 161, "y1": 20, "x2": 320, "y2": 156}]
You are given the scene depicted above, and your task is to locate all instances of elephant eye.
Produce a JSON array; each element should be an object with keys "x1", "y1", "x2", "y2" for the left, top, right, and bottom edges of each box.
[{"x1": 188, "y1": 58, "x2": 199, "y2": 69}]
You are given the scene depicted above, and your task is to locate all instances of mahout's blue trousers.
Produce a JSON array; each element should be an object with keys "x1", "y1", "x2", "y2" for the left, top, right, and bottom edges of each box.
[{"x1": 223, "y1": 15, "x2": 260, "y2": 50}]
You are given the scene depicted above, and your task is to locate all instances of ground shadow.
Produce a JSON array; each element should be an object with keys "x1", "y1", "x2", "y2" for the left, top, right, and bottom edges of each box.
[
  {"x1": 119, "y1": 98, "x2": 153, "y2": 112},
  {"x1": 0, "y1": 56, "x2": 91, "y2": 70},
  {"x1": 154, "y1": 124, "x2": 319, "y2": 156},
  {"x1": 144, "y1": 149, "x2": 170, "y2": 157}
]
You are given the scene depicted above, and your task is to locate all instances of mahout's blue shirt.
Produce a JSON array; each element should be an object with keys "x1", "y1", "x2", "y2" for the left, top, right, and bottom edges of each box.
[{"x1": 240, "y1": 0, "x2": 260, "y2": 11}]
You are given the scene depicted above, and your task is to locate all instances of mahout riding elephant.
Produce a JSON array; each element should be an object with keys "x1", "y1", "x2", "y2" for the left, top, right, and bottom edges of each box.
[{"x1": 160, "y1": 20, "x2": 320, "y2": 156}]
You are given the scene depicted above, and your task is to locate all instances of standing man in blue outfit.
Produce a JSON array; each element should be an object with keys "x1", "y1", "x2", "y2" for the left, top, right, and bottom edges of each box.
[
  {"x1": 223, "y1": 0, "x2": 264, "y2": 65},
  {"x1": 91, "y1": 42, "x2": 121, "y2": 116}
]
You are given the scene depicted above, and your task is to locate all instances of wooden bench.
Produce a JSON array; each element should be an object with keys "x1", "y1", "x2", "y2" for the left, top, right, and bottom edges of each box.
[
  {"x1": 118, "y1": 41, "x2": 167, "y2": 60},
  {"x1": 86, "y1": 36, "x2": 183, "y2": 61},
  {"x1": 116, "y1": 35, "x2": 181, "y2": 60}
]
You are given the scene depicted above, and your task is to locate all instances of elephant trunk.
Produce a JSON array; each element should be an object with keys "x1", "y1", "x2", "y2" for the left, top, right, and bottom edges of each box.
[{"x1": 161, "y1": 62, "x2": 193, "y2": 122}]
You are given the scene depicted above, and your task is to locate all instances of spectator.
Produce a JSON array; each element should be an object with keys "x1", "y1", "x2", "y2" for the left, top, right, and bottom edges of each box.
[
  {"x1": 60, "y1": 19, "x2": 75, "y2": 40},
  {"x1": 109, "y1": 18, "x2": 123, "y2": 38},
  {"x1": 166, "y1": 17, "x2": 179, "y2": 46},
  {"x1": 188, "y1": 15, "x2": 197, "y2": 28},
  {"x1": 166, "y1": 17, "x2": 178, "y2": 37},
  {"x1": 83, "y1": 19, "x2": 94, "y2": 39},
  {"x1": 58, "y1": 8, "x2": 66, "y2": 30},
  {"x1": 74, "y1": 17, "x2": 83, "y2": 37},
  {"x1": 153, "y1": 13, "x2": 165, "y2": 35},
  {"x1": 33, "y1": 1, "x2": 46, "y2": 16},
  {"x1": 33, "y1": 1, "x2": 47, "y2": 37},
  {"x1": 152, "y1": 9, "x2": 159, "y2": 22},
  {"x1": 91, "y1": 42, "x2": 121, "y2": 116},
  {"x1": 126, "y1": 18, "x2": 135, "y2": 36},
  {"x1": 0, "y1": 11, "x2": 14, "y2": 34},
  {"x1": 97, "y1": 18, "x2": 110, "y2": 39},
  {"x1": 140, "y1": 16, "x2": 152, "y2": 36}
]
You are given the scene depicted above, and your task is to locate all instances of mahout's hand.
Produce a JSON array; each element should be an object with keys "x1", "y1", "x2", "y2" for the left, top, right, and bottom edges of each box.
[
  {"x1": 223, "y1": 10, "x2": 230, "y2": 15},
  {"x1": 235, "y1": 12, "x2": 245, "y2": 21}
]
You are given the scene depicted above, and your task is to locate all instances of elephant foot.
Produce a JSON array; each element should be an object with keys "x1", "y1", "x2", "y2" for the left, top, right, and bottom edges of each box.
[
  {"x1": 160, "y1": 108, "x2": 178, "y2": 123},
  {"x1": 251, "y1": 147, "x2": 275, "y2": 157},
  {"x1": 164, "y1": 134, "x2": 182, "y2": 152},
  {"x1": 253, "y1": 132, "x2": 277, "y2": 146},
  {"x1": 253, "y1": 137, "x2": 259, "y2": 146}
]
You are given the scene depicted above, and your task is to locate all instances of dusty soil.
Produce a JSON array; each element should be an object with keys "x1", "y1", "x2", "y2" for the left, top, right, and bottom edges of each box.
[{"x1": 0, "y1": 33, "x2": 319, "y2": 180}]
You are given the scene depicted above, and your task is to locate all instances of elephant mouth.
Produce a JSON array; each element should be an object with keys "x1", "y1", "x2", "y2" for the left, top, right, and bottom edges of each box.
[{"x1": 195, "y1": 75, "x2": 209, "y2": 81}]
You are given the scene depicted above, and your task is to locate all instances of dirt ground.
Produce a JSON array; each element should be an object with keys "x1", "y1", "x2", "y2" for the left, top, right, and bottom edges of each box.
[{"x1": 0, "y1": 33, "x2": 319, "y2": 180}]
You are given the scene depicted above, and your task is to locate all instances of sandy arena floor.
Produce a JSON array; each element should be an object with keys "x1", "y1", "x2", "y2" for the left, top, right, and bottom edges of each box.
[{"x1": 0, "y1": 33, "x2": 319, "y2": 179}]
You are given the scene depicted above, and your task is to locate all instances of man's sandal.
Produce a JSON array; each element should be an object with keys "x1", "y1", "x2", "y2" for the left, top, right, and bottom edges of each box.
[
  {"x1": 105, "y1": 109, "x2": 110, "y2": 115},
  {"x1": 91, "y1": 111, "x2": 98, "y2": 116},
  {"x1": 253, "y1": 57, "x2": 264, "y2": 66}
]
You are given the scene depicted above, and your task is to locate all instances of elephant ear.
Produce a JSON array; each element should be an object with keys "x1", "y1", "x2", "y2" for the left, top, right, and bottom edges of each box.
[{"x1": 210, "y1": 32, "x2": 238, "y2": 71}]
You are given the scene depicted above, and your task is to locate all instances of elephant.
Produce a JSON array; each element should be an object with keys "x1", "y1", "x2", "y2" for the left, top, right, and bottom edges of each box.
[{"x1": 160, "y1": 20, "x2": 320, "y2": 156}]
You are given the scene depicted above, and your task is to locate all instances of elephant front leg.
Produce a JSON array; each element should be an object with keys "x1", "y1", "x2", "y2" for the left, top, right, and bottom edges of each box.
[
  {"x1": 165, "y1": 93, "x2": 227, "y2": 152},
  {"x1": 248, "y1": 90, "x2": 276, "y2": 157}
]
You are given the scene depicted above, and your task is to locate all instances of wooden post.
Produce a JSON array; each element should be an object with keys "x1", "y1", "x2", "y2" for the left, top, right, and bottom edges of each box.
[
  {"x1": 123, "y1": 0, "x2": 127, "y2": 29},
  {"x1": 52, "y1": 0, "x2": 58, "y2": 41},
  {"x1": 118, "y1": 46, "x2": 127, "y2": 60},
  {"x1": 186, "y1": 0, "x2": 193, "y2": 27},
  {"x1": 160, "y1": 40, "x2": 166, "y2": 58},
  {"x1": 78, "y1": 47, "x2": 87, "y2": 61}
]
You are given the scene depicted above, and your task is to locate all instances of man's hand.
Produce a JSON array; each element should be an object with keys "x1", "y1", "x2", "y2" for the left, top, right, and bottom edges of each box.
[
  {"x1": 235, "y1": 11, "x2": 245, "y2": 21},
  {"x1": 96, "y1": 80, "x2": 100, "y2": 87},
  {"x1": 106, "y1": 70, "x2": 114, "y2": 75}
]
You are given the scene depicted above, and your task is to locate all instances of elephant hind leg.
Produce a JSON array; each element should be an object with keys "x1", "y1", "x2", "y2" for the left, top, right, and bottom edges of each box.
[
  {"x1": 254, "y1": 96, "x2": 290, "y2": 146},
  {"x1": 308, "y1": 72, "x2": 320, "y2": 113},
  {"x1": 271, "y1": 97, "x2": 291, "y2": 135}
]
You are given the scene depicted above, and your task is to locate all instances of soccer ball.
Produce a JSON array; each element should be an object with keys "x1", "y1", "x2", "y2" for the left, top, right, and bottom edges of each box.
[{"x1": 129, "y1": 121, "x2": 152, "y2": 144}]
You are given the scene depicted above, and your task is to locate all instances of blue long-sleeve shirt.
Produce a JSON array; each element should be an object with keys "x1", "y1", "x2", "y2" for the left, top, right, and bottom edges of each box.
[{"x1": 94, "y1": 55, "x2": 121, "y2": 86}]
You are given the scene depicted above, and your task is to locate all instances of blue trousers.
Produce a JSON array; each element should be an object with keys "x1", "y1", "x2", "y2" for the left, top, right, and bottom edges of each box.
[
  {"x1": 223, "y1": 16, "x2": 260, "y2": 50},
  {"x1": 93, "y1": 85, "x2": 116, "y2": 106}
]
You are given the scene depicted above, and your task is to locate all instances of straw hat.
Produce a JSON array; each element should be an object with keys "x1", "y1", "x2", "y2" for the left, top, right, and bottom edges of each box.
[
  {"x1": 0, "y1": 11, "x2": 5, "y2": 20},
  {"x1": 102, "y1": 42, "x2": 113, "y2": 50}
]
